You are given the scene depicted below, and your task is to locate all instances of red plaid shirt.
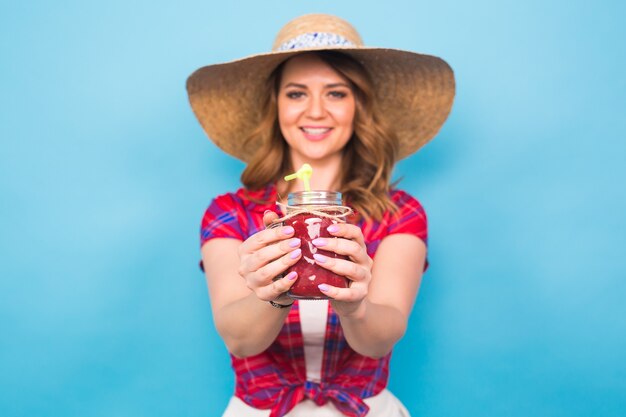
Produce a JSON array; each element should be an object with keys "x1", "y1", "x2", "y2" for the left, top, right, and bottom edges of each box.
[{"x1": 200, "y1": 185, "x2": 427, "y2": 417}]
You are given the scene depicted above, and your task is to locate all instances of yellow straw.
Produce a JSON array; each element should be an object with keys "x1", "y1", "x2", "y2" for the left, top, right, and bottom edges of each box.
[{"x1": 284, "y1": 163, "x2": 313, "y2": 191}]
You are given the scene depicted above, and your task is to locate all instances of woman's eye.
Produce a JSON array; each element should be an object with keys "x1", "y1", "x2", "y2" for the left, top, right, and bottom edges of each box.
[
  {"x1": 328, "y1": 91, "x2": 348, "y2": 98},
  {"x1": 286, "y1": 91, "x2": 305, "y2": 99}
]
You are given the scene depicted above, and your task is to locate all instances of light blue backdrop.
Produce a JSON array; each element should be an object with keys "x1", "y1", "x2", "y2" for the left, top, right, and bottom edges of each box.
[{"x1": 1, "y1": 0, "x2": 625, "y2": 416}]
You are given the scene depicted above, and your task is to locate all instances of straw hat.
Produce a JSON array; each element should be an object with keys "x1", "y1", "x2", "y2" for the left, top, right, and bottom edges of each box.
[{"x1": 186, "y1": 13, "x2": 455, "y2": 162}]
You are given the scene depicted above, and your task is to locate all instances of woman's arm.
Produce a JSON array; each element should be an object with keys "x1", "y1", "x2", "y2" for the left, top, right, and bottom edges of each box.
[
  {"x1": 313, "y1": 227, "x2": 426, "y2": 358},
  {"x1": 201, "y1": 214, "x2": 303, "y2": 358}
]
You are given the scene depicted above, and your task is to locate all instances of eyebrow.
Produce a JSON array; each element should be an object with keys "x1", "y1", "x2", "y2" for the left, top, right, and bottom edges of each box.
[{"x1": 283, "y1": 82, "x2": 351, "y2": 89}]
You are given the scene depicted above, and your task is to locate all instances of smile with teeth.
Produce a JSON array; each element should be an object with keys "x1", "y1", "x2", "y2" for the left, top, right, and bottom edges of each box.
[{"x1": 301, "y1": 127, "x2": 332, "y2": 135}]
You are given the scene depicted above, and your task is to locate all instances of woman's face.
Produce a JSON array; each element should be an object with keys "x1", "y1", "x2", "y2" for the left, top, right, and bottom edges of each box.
[{"x1": 277, "y1": 53, "x2": 356, "y2": 166}]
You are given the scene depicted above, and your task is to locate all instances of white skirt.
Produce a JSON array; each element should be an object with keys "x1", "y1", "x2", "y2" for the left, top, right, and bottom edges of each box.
[{"x1": 222, "y1": 389, "x2": 410, "y2": 416}]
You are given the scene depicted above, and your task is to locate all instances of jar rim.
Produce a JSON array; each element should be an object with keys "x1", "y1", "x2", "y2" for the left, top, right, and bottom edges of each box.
[{"x1": 288, "y1": 190, "x2": 342, "y2": 206}]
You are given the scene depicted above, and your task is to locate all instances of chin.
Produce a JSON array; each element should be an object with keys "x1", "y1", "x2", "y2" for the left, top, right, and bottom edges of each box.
[
  {"x1": 290, "y1": 143, "x2": 345, "y2": 164},
  {"x1": 300, "y1": 150, "x2": 338, "y2": 162}
]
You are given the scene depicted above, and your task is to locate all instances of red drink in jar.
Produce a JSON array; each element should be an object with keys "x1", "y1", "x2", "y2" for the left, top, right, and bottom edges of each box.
[{"x1": 284, "y1": 191, "x2": 350, "y2": 299}]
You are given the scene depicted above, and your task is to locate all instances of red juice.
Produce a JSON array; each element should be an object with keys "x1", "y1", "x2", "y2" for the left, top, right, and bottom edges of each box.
[{"x1": 286, "y1": 213, "x2": 349, "y2": 299}]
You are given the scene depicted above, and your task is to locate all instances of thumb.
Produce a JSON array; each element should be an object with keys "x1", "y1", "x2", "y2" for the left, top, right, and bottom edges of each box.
[{"x1": 263, "y1": 210, "x2": 280, "y2": 228}]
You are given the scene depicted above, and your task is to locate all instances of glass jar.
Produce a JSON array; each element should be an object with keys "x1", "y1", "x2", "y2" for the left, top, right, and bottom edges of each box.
[{"x1": 283, "y1": 191, "x2": 350, "y2": 299}]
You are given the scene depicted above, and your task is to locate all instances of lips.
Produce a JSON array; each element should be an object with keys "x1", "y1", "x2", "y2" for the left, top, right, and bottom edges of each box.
[{"x1": 300, "y1": 126, "x2": 333, "y2": 141}]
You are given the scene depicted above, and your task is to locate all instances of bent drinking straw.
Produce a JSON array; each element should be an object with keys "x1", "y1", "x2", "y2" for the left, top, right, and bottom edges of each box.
[{"x1": 284, "y1": 163, "x2": 313, "y2": 192}]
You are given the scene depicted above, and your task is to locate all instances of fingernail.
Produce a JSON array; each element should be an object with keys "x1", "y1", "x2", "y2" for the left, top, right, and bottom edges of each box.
[
  {"x1": 313, "y1": 253, "x2": 327, "y2": 263},
  {"x1": 283, "y1": 226, "x2": 294, "y2": 235},
  {"x1": 318, "y1": 284, "x2": 330, "y2": 292},
  {"x1": 290, "y1": 248, "x2": 302, "y2": 259},
  {"x1": 327, "y1": 225, "x2": 339, "y2": 233},
  {"x1": 264, "y1": 210, "x2": 273, "y2": 216},
  {"x1": 286, "y1": 271, "x2": 297, "y2": 280},
  {"x1": 312, "y1": 238, "x2": 327, "y2": 247},
  {"x1": 289, "y1": 238, "x2": 300, "y2": 248}
]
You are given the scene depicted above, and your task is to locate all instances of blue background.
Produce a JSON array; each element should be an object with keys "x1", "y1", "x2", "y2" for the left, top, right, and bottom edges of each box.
[{"x1": 1, "y1": 0, "x2": 625, "y2": 416}]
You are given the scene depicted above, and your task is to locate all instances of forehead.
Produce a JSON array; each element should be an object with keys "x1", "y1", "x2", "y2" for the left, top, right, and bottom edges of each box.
[{"x1": 279, "y1": 53, "x2": 348, "y2": 86}]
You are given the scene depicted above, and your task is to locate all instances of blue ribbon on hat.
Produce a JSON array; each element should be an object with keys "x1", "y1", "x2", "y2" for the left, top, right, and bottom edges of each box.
[{"x1": 276, "y1": 32, "x2": 356, "y2": 51}]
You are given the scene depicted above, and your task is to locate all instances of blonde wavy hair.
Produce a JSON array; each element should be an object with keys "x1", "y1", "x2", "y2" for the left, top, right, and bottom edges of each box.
[{"x1": 241, "y1": 51, "x2": 400, "y2": 221}]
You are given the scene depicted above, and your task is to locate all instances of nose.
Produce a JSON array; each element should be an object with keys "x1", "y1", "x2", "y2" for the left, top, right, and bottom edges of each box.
[{"x1": 306, "y1": 94, "x2": 325, "y2": 119}]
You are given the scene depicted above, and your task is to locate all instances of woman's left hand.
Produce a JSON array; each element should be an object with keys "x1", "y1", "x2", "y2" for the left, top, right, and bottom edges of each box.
[{"x1": 311, "y1": 223, "x2": 372, "y2": 317}]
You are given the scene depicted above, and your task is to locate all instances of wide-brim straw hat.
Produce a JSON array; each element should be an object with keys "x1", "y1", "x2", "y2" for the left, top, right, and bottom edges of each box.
[{"x1": 186, "y1": 13, "x2": 455, "y2": 162}]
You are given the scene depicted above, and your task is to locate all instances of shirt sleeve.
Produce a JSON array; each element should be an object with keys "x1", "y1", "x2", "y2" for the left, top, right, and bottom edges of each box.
[
  {"x1": 200, "y1": 193, "x2": 247, "y2": 247},
  {"x1": 387, "y1": 190, "x2": 428, "y2": 244},
  {"x1": 387, "y1": 190, "x2": 429, "y2": 271},
  {"x1": 198, "y1": 193, "x2": 248, "y2": 273}
]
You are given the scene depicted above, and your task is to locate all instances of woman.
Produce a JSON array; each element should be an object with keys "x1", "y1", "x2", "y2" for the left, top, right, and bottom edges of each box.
[{"x1": 187, "y1": 14, "x2": 455, "y2": 417}]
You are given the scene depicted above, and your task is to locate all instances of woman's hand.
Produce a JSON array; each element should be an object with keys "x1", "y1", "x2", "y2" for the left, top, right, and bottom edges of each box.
[
  {"x1": 237, "y1": 211, "x2": 302, "y2": 304},
  {"x1": 311, "y1": 223, "x2": 373, "y2": 317}
]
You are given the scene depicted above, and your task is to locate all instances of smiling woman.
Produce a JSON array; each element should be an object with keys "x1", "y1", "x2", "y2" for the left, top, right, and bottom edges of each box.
[
  {"x1": 186, "y1": 13, "x2": 455, "y2": 417},
  {"x1": 242, "y1": 50, "x2": 402, "y2": 219}
]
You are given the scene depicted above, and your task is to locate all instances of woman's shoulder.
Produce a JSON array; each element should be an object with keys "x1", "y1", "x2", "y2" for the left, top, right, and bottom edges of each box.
[
  {"x1": 388, "y1": 188, "x2": 425, "y2": 212},
  {"x1": 210, "y1": 184, "x2": 277, "y2": 213},
  {"x1": 385, "y1": 188, "x2": 428, "y2": 234},
  {"x1": 200, "y1": 184, "x2": 276, "y2": 244},
  {"x1": 385, "y1": 188, "x2": 427, "y2": 236},
  {"x1": 358, "y1": 188, "x2": 427, "y2": 256}
]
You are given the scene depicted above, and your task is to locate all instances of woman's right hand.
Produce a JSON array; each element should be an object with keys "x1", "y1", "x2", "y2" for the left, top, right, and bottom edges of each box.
[{"x1": 237, "y1": 210, "x2": 302, "y2": 303}]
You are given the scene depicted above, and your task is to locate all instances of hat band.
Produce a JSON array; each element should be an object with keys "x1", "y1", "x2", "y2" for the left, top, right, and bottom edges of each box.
[{"x1": 275, "y1": 32, "x2": 356, "y2": 52}]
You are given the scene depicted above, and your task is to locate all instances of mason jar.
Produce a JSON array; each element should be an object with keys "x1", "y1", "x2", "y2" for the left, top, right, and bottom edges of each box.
[{"x1": 283, "y1": 191, "x2": 350, "y2": 299}]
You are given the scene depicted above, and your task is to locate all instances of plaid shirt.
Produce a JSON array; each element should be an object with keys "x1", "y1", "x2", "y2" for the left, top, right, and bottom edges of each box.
[{"x1": 200, "y1": 184, "x2": 427, "y2": 417}]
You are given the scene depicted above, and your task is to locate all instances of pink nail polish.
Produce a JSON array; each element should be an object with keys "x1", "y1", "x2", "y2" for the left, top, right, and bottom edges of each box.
[
  {"x1": 289, "y1": 238, "x2": 300, "y2": 248},
  {"x1": 327, "y1": 225, "x2": 339, "y2": 233},
  {"x1": 283, "y1": 226, "x2": 294, "y2": 235},
  {"x1": 290, "y1": 248, "x2": 301, "y2": 259},
  {"x1": 313, "y1": 253, "x2": 327, "y2": 263},
  {"x1": 286, "y1": 271, "x2": 298, "y2": 280},
  {"x1": 312, "y1": 238, "x2": 327, "y2": 247},
  {"x1": 318, "y1": 284, "x2": 330, "y2": 292}
]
